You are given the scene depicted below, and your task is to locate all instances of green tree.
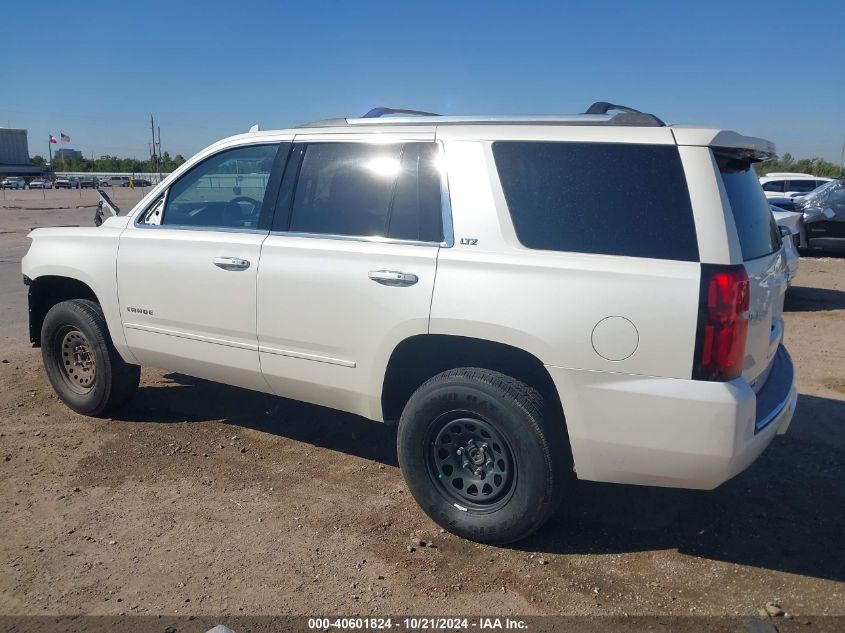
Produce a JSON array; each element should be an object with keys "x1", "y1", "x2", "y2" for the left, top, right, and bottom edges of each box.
[
  {"x1": 31, "y1": 155, "x2": 46, "y2": 166},
  {"x1": 754, "y1": 154, "x2": 842, "y2": 178}
]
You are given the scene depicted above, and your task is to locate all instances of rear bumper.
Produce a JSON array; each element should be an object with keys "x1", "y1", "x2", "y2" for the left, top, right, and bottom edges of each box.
[{"x1": 548, "y1": 346, "x2": 797, "y2": 489}]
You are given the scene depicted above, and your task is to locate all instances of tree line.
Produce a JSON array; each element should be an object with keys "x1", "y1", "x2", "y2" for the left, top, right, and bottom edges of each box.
[
  {"x1": 31, "y1": 153, "x2": 186, "y2": 174},
  {"x1": 754, "y1": 154, "x2": 842, "y2": 178}
]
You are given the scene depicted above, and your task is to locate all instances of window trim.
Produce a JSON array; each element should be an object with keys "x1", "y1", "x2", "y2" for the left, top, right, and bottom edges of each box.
[
  {"x1": 132, "y1": 141, "x2": 286, "y2": 234},
  {"x1": 268, "y1": 139, "x2": 454, "y2": 248}
]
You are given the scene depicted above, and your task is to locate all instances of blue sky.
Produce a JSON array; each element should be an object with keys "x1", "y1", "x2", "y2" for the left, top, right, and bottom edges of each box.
[{"x1": 2, "y1": 0, "x2": 843, "y2": 163}]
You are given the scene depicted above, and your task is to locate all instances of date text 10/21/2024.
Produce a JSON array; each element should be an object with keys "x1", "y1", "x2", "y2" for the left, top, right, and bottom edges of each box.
[{"x1": 307, "y1": 618, "x2": 528, "y2": 630}]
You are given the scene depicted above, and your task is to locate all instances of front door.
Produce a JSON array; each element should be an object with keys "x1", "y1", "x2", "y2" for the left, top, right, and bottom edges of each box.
[
  {"x1": 117, "y1": 142, "x2": 286, "y2": 392},
  {"x1": 257, "y1": 136, "x2": 446, "y2": 419}
]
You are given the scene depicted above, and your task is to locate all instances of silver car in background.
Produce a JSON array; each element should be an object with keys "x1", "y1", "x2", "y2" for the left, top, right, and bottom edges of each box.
[
  {"x1": 771, "y1": 205, "x2": 801, "y2": 285},
  {"x1": 794, "y1": 179, "x2": 845, "y2": 253}
]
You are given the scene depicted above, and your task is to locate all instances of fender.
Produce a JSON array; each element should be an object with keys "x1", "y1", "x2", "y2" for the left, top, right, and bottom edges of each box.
[{"x1": 21, "y1": 219, "x2": 139, "y2": 365}]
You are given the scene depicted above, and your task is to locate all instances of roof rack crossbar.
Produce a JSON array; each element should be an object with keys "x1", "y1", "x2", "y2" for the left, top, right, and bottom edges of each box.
[
  {"x1": 584, "y1": 102, "x2": 666, "y2": 127},
  {"x1": 362, "y1": 107, "x2": 441, "y2": 118}
]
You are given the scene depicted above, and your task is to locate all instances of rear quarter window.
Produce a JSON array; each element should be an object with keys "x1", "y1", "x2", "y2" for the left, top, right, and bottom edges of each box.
[
  {"x1": 716, "y1": 154, "x2": 779, "y2": 261},
  {"x1": 492, "y1": 142, "x2": 699, "y2": 261}
]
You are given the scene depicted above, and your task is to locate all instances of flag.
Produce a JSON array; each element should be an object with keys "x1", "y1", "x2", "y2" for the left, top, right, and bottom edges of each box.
[
  {"x1": 60, "y1": 132, "x2": 70, "y2": 142},
  {"x1": 49, "y1": 135, "x2": 58, "y2": 144}
]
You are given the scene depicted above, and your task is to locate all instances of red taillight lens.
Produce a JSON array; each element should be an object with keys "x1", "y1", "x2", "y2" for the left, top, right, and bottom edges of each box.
[{"x1": 693, "y1": 264, "x2": 749, "y2": 381}]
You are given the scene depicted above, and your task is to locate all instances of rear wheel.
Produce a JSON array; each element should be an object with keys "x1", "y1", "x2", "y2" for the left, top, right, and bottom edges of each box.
[
  {"x1": 397, "y1": 368, "x2": 571, "y2": 544},
  {"x1": 41, "y1": 299, "x2": 140, "y2": 416}
]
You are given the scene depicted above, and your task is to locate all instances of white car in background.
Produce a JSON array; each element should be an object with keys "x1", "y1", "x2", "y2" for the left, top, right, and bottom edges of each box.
[
  {"x1": 760, "y1": 173, "x2": 832, "y2": 200},
  {"x1": 1, "y1": 176, "x2": 27, "y2": 189},
  {"x1": 28, "y1": 179, "x2": 53, "y2": 189}
]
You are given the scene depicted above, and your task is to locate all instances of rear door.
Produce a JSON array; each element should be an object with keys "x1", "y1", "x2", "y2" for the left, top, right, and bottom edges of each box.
[
  {"x1": 256, "y1": 134, "x2": 445, "y2": 420},
  {"x1": 716, "y1": 153, "x2": 788, "y2": 389},
  {"x1": 785, "y1": 179, "x2": 820, "y2": 198}
]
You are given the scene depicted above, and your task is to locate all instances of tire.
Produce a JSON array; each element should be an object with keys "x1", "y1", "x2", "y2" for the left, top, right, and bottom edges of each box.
[
  {"x1": 397, "y1": 368, "x2": 571, "y2": 544},
  {"x1": 41, "y1": 299, "x2": 140, "y2": 416}
]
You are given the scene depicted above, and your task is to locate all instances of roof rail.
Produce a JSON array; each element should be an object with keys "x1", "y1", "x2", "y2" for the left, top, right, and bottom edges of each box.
[
  {"x1": 584, "y1": 102, "x2": 666, "y2": 127},
  {"x1": 362, "y1": 107, "x2": 440, "y2": 118},
  {"x1": 297, "y1": 103, "x2": 668, "y2": 128}
]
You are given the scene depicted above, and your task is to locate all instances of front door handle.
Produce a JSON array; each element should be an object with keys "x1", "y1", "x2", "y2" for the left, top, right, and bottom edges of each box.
[
  {"x1": 368, "y1": 270, "x2": 419, "y2": 287},
  {"x1": 213, "y1": 257, "x2": 251, "y2": 271}
]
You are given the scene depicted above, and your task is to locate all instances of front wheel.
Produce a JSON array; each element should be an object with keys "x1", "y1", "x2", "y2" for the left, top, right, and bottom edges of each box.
[
  {"x1": 397, "y1": 368, "x2": 571, "y2": 544},
  {"x1": 41, "y1": 299, "x2": 140, "y2": 416}
]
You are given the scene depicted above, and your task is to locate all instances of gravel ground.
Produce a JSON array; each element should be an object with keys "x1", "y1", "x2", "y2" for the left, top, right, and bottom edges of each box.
[{"x1": 0, "y1": 190, "x2": 843, "y2": 624}]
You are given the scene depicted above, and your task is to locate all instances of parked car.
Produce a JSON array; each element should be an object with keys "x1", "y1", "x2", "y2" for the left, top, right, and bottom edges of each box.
[
  {"x1": 79, "y1": 176, "x2": 97, "y2": 189},
  {"x1": 97, "y1": 177, "x2": 111, "y2": 187},
  {"x1": 1, "y1": 176, "x2": 27, "y2": 189},
  {"x1": 131, "y1": 177, "x2": 152, "y2": 187},
  {"x1": 21, "y1": 103, "x2": 796, "y2": 544},
  {"x1": 759, "y1": 172, "x2": 832, "y2": 199},
  {"x1": 771, "y1": 205, "x2": 801, "y2": 285},
  {"x1": 103, "y1": 176, "x2": 130, "y2": 187},
  {"x1": 55, "y1": 176, "x2": 81, "y2": 189},
  {"x1": 28, "y1": 179, "x2": 53, "y2": 189},
  {"x1": 793, "y1": 178, "x2": 845, "y2": 253}
]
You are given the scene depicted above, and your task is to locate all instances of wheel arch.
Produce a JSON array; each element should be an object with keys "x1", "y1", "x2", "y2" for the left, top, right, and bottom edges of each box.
[
  {"x1": 381, "y1": 334, "x2": 568, "y2": 435},
  {"x1": 27, "y1": 275, "x2": 100, "y2": 347}
]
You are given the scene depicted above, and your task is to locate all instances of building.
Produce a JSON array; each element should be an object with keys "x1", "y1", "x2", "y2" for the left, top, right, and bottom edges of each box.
[
  {"x1": 0, "y1": 128, "x2": 42, "y2": 177},
  {"x1": 54, "y1": 148, "x2": 83, "y2": 161}
]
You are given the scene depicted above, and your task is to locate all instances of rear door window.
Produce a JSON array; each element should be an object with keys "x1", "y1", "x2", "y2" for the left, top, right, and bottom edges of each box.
[
  {"x1": 284, "y1": 142, "x2": 443, "y2": 242},
  {"x1": 716, "y1": 154, "x2": 779, "y2": 261},
  {"x1": 787, "y1": 179, "x2": 818, "y2": 193},
  {"x1": 492, "y1": 142, "x2": 698, "y2": 261}
]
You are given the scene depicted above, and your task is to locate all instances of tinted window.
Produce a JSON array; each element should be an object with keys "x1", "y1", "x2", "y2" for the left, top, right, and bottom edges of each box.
[
  {"x1": 761, "y1": 180, "x2": 785, "y2": 192},
  {"x1": 288, "y1": 142, "x2": 442, "y2": 241},
  {"x1": 716, "y1": 154, "x2": 779, "y2": 260},
  {"x1": 787, "y1": 179, "x2": 818, "y2": 193},
  {"x1": 492, "y1": 142, "x2": 698, "y2": 261},
  {"x1": 388, "y1": 143, "x2": 443, "y2": 242},
  {"x1": 162, "y1": 144, "x2": 277, "y2": 229}
]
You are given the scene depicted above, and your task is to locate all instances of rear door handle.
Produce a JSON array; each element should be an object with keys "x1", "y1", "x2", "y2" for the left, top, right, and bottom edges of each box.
[
  {"x1": 368, "y1": 270, "x2": 419, "y2": 286},
  {"x1": 213, "y1": 257, "x2": 251, "y2": 271}
]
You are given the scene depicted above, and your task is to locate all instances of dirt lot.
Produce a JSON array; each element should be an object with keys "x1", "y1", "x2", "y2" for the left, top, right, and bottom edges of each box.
[{"x1": 0, "y1": 189, "x2": 843, "y2": 621}]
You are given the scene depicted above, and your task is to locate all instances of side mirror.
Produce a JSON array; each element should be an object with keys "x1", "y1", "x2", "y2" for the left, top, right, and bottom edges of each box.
[{"x1": 822, "y1": 207, "x2": 835, "y2": 219}]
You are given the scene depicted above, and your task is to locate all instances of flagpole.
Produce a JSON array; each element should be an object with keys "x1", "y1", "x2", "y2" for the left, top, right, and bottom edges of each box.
[{"x1": 48, "y1": 135, "x2": 53, "y2": 173}]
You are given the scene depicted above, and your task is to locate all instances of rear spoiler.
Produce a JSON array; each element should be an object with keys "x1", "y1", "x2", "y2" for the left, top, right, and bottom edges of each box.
[
  {"x1": 671, "y1": 128, "x2": 775, "y2": 162},
  {"x1": 94, "y1": 189, "x2": 122, "y2": 227}
]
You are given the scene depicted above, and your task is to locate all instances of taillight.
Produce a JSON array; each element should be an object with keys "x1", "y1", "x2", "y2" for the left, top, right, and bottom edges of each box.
[{"x1": 692, "y1": 264, "x2": 749, "y2": 381}]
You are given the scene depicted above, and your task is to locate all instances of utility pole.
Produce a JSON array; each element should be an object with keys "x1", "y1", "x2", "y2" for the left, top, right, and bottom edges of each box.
[
  {"x1": 150, "y1": 114, "x2": 157, "y2": 178},
  {"x1": 156, "y1": 125, "x2": 162, "y2": 182}
]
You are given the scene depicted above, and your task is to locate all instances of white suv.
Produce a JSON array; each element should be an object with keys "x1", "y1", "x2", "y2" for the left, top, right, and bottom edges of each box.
[
  {"x1": 22, "y1": 103, "x2": 797, "y2": 543},
  {"x1": 760, "y1": 172, "x2": 832, "y2": 199}
]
